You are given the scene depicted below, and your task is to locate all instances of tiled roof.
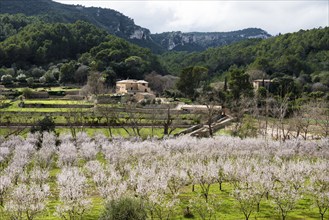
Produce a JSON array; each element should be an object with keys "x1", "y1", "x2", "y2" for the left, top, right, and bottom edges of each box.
[{"x1": 116, "y1": 79, "x2": 148, "y2": 84}]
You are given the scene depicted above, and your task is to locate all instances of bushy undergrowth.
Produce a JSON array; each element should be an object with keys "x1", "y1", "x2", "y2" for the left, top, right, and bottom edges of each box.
[{"x1": 99, "y1": 197, "x2": 147, "y2": 220}]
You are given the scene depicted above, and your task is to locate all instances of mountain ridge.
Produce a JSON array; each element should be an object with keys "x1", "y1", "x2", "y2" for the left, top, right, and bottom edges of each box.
[
  {"x1": 151, "y1": 28, "x2": 270, "y2": 52},
  {"x1": 0, "y1": 0, "x2": 271, "y2": 52}
]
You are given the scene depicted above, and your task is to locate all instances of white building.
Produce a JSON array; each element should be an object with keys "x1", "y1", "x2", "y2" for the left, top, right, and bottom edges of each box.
[{"x1": 252, "y1": 79, "x2": 272, "y2": 90}]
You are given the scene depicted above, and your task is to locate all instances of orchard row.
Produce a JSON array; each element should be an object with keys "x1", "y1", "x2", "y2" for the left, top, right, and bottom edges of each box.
[{"x1": 0, "y1": 132, "x2": 328, "y2": 219}]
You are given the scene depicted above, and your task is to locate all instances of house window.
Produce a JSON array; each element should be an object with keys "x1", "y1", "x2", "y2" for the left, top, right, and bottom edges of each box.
[
  {"x1": 131, "y1": 87, "x2": 133, "y2": 90},
  {"x1": 145, "y1": 89, "x2": 147, "y2": 92}
]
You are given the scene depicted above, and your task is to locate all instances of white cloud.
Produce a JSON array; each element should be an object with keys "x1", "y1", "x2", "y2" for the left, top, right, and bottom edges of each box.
[{"x1": 54, "y1": 0, "x2": 329, "y2": 35}]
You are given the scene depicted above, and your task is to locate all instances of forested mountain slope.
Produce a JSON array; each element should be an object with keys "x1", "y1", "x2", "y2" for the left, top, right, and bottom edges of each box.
[
  {"x1": 0, "y1": 5, "x2": 327, "y2": 98},
  {"x1": 0, "y1": 0, "x2": 149, "y2": 39},
  {"x1": 161, "y1": 27, "x2": 329, "y2": 78},
  {"x1": 0, "y1": 0, "x2": 164, "y2": 52},
  {"x1": 0, "y1": 16, "x2": 163, "y2": 85},
  {"x1": 0, "y1": 0, "x2": 271, "y2": 53},
  {"x1": 0, "y1": 20, "x2": 108, "y2": 66},
  {"x1": 161, "y1": 27, "x2": 329, "y2": 99}
]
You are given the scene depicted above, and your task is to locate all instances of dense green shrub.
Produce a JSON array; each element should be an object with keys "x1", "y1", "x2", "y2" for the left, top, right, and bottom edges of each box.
[
  {"x1": 1, "y1": 74, "x2": 13, "y2": 84},
  {"x1": 22, "y1": 88, "x2": 33, "y2": 99},
  {"x1": 30, "y1": 116, "x2": 55, "y2": 134},
  {"x1": 47, "y1": 90, "x2": 66, "y2": 96},
  {"x1": 99, "y1": 197, "x2": 147, "y2": 220}
]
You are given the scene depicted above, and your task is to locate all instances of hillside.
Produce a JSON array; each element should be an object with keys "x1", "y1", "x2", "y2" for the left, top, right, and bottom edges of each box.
[
  {"x1": 160, "y1": 27, "x2": 329, "y2": 75},
  {"x1": 151, "y1": 28, "x2": 271, "y2": 52},
  {"x1": 0, "y1": 15, "x2": 163, "y2": 86},
  {"x1": 0, "y1": 0, "x2": 149, "y2": 39},
  {"x1": 160, "y1": 27, "x2": 329, "y2": 99},
  {"x1": 0, "y1": 0, "x2": 270, "y2": 53},
  {"x1": 0, "y1": 1, "x2": 328, "y2": 100},
  {"x1": 0, "y1": 0, "x2": 164, "y2": 51}
]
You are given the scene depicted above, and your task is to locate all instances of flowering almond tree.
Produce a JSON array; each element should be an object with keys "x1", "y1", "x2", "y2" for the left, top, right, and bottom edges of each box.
[
  {"x1": 189, "y1": 194, "x2": 219, "y2": 220},
  {"x1": 147, "y1": 192, "x2": 179, "y2": 220},
  {"x1": 79, "y1": 141, "x2": 98, "y2": 161},
  {"x1": 190, "y1": 160, "x2": 218, "y2": 202},
  {"x1": 270, "y1": 163, "x2": 304, "y2": 220},
  {"x1": 229, "y1": 160, "x2": 263, "y2": 220},
  {"x1": 0, "y1": 132, "x2": 328, "y2": 219},
  {"x1": 94, "y1": 166, "x2": 128, "y2": 201},
  {"x1": 57, "y1": 143, "x2": 77, "y2": 167},
  {"x1": 0, "y1": 175, "x2": 11, "y2": 206},
  {"x1": 308, "y1": 162, "x2": 329, "y2": 220},
  {"x1": 34, "y1": 132, "x2": 57, "y2": 169},
  {"x1": 30, "y1": 167, "x2": 50, "y2": 187},
  {"x1": 56, "y1": 167, "x2": 91, "y2": 220},
  {"x1": 5, "y1": 183, "x2": 50, "y2": 220},
  {"x1": 270, "y1": 182, "x2": 300, "y2": 220}
]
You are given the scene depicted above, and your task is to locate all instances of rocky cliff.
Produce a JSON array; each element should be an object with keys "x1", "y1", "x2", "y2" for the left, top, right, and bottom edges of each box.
[{"x1": 151, "y1": 28, "x2": 271, "y2": 52}]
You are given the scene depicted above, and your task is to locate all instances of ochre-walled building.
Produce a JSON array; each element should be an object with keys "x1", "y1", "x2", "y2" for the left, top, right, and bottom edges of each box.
[
  {"x1": 116, "y1": 80, "x2": 152, "y2": 94},
  {"x1": 116, "y1": 79, "x2": 155, "y2": 102}
]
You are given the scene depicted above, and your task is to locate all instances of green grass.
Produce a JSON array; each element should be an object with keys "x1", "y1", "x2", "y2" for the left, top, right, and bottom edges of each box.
[
  {"x1": 215, "y1": 128, "x2": 232, "y2": 136},
  {"x1": 56, "y1": 127, "x2": 185, "y2": 139},
  {"x1": 1, "y1": 100, "x2": 92, "y2": 112},
  {"x1": 177, "y1": 183, "x2": 323, "y2": 220},
  {"x1": 1, "y1": 101, "x2": 197, "y2": 126},
  {"x1": 0, "y1": 99, "x2": 11, "y2": 104},
  {"x1": 3, "y1": 107, "x2": 89, "y2": 113},
  {"x1": 0, "y1": 139, "x2": 326, "y2": 220},
  {"x1": 23, "y1": 100, "x2": 92, "y2": 105},
  {"x1": 0, "y1": 127, "x2": 30, "y2": 137},
  {"x1": 2, "y1": 181, "x2": 322, "y2": 220},
  {"x1": 0, "y1": 127, "x2": 186, "y2": 139},
  {"x1": 15, "y1": 87, "x2": 80, "y2": 92}
]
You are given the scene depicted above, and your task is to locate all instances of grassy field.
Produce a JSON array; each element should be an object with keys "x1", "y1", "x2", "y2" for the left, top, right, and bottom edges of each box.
[
  {"x1": 1, "y1": 100, "x2": 93, "y2": 112},
  {"x1": 23, "y1": 100, "x2": 92, "y2": 105},
  {"x1": 0, "y1": 127, "x2": 186, "y2": 139},
  {"x1": 0, "y1": 131, "x2": 325, "y2": 220},
  {"x1": 15, "y1": 87, "x2": 81, "y2": 92},
  {"x1": 0, "y1": 97, "x2": 199, "y2": 129},
  {"x1": 1, "y1": 89, "x2": 326, "y2": 220},
  {"x1": 55, "y1": 127, "x2": 185, "y2": 138},
  {"x1": 27, "y1": 188, "x2": 322, "y2": 220},
  {"x1": 178, "y1": 184, "x2": 320, "y2": 220},
  {"x1": 0, "y1": 169, "x2": 323, "y2": 220}
]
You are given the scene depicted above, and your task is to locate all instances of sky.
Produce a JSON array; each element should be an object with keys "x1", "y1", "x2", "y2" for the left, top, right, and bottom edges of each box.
[{"x1": 53, "y1": 0, "x2": 329, "y2": 35}]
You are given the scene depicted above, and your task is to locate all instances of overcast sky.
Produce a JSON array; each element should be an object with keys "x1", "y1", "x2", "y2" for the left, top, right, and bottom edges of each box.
[{"x1": 53, "y1": 0, "x2": 329, "y2": 35}]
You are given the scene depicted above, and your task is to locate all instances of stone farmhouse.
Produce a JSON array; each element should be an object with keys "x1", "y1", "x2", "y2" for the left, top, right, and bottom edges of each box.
[
  {"x1": 252, "y1": 79, "x2": 272, "y2": 90},
  {"x1": 116, "y1": 79, "x2": 155, "y2": 102},
  {"x1": 116, "y1": 79, "x2": 152, "y2": 94}
]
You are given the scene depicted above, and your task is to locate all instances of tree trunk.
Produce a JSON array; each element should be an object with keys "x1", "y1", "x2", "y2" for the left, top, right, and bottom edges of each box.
[
  {"x1": 208, "y1": 123, "x2": 213, "y2": 137},
  {"x1": 163, "y1": 124, "x2": 169, "y2": 135},
  {"x1": 108, "y1": 126, "x2": 112, "y2": 138},
  {"x1": 204, "y1": 193, "x2": 208, "y2": 203},
  {"x1": 281, "y1": 213, "x2": 286, "y2": 220},
  {"x1": 151, "y1": 124, "x2": 154, "y2": 137}
]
